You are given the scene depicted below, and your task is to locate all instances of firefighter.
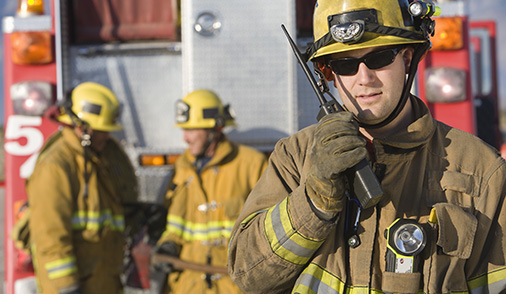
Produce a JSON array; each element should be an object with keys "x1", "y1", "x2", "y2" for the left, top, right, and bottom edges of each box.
[
  {"x1": 152, "y1": 89, "x2": 268, "y2": 294},
  {"x1": 27, "y1": 82, "x2": 138, "y2": 294},
  {"x1": 228, "y1": 0, "x2": 506, "y2": 293}
]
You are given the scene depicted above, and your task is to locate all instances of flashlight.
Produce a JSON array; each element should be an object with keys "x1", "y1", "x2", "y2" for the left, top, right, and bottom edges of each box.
[
  {"x1": 385, "y1": 219, "x2": 426, "y2": 273},
  {"x1": 408, "y1": 0, "x2": 441, "y2": 18}
]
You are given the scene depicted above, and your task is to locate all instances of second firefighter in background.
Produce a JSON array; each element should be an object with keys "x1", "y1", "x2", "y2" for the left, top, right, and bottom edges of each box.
[
  {"x1": 27, "y1": 82, "x2": 138, "y2": 294},
  {"x1": 154, "y1": 89, "x2": 268, "y2": 294}
]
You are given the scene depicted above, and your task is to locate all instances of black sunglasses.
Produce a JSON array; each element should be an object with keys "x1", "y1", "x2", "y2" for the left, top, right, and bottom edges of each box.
[{"x1": 327, "y1": 47, "x2": 403, "y2": 76}]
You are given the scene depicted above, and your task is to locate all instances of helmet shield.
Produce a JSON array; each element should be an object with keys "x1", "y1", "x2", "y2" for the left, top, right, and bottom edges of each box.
[{"x1": 175, "y1": 89, "x2": 236, "y2": 129}]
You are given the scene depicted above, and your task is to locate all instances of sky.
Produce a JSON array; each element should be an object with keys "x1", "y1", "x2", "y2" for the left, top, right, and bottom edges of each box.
[{"x1": 0, "y1": 0, "x2": 505, "y2": 125}]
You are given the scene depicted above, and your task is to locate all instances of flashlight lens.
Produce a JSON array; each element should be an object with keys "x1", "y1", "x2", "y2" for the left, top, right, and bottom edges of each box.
[
  {"x1": 394, "y1": 223, "x2": 425, "y2": 255},
  {"x1": 409, "y1": 2, "x2": 424, "y2": 17}
]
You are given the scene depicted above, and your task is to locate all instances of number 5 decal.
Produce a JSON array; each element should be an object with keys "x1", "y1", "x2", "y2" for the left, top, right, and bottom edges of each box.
[{"x1": 5, "y1": 115, "x2": 44, "y2": 178}]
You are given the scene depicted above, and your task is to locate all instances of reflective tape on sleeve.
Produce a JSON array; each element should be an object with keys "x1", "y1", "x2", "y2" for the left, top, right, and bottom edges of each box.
[
  {"x1": 45, "y1": 256, "x2": 78, "y2": 280},
  {"x1": 264, "y1": 197, "x2": 324, "y2": 265}
]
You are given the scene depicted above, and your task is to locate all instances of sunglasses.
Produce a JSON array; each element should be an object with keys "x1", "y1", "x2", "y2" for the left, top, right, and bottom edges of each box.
[{"x1": 327, "y1": 47, "x2": 403, "y2": 76}]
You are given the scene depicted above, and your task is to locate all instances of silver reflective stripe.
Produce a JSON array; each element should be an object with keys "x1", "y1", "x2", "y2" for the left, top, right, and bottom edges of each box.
[
  {"x1": 270, "y1": 202, "x2": 319, "y2": 259},
  {"x1": 470, "y1": 279, "x2": 506, "y2": 294},
  {"x1": 295, "y1": 273, "x2": 341, "y2": 294}
]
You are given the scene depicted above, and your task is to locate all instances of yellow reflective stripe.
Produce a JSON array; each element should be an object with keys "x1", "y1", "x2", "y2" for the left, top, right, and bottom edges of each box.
[
  {"x1": 468, "y1": 266, "x2": 506, "y2": 294},
  {"x1": 293, "y1": 263, "x2": 410, "y2": 294},
  {"x1": 45, "y1": 256, "x2": 77, "y2": 280},
  {"x1": 166, "y1": 214, "x2": 235, "y2": 241},
  {"x1": 72, "y1": 209, "x2": 125, "y2": 231},
  {"x1": 228, "y1": 210, "x2": 268, "y2": 250},
  {"x1": 264, "y1": 197, "x2": 324, "y2": 265},
  {"x1": 240, "y1": 210, "x2": 266, "y2": 226},
  {"x1": 293, "y1": 263, "x2": 346, "y2": 294}
]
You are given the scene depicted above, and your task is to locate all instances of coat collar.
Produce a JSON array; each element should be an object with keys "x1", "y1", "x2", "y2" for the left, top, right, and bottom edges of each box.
[
  {"x1": 62, "y1": 127, "x2": 101, "y2": 163},
  {"x1": 180, "y1": 135, "x2": 236, "y2": 171},
  {"x1": 376, "y1": 96, "x2": 436, "y2": 149}
]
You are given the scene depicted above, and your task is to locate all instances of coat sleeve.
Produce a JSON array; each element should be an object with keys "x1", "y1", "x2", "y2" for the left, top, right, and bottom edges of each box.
[
  {"x1": 228, "y1": 133, "x2": 339, "y2": 293},
  {"x1": 28, "y1": 160, "x2": 80, "y2": 292}
]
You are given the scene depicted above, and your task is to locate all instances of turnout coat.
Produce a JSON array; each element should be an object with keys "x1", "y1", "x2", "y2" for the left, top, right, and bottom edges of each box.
[
  {"x1": 27, "y1": 127, "x2": 137, "y2": 294},
  {"x1": 228, "y1": 97, "x2": 506, "y2": 294},
  {"x1": 158, "y1": 136, "x2": 267, "y2": 294}
]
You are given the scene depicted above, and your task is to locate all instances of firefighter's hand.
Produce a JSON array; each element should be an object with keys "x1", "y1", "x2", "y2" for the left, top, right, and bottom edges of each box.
[
  {"x1": 306, "y1": 111, "x2": 367, "y2": 219},
  {"x1": 151, "y1": 241, "x2": 179, "y2": 274},
  {"x1": 145, "y1": 204, "x2": 168, "y2": 242}
]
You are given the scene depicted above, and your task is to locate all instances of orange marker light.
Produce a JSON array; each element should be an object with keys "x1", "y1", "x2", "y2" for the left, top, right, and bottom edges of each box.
[
  {"x1": 139, "y1": 154, "x2": 180, "y2": 166},
  {"x1": 140, "y1": 155, "x2": 166, "y2": 166}
]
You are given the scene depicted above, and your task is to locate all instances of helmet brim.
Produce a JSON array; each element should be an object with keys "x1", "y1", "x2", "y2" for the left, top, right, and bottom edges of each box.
[
  {"x1": 57, "y1": 113, "x2": 123, "y2": 132},
  {"x1": 311, "y1": 34, "x2": 426, "y2": 60}
]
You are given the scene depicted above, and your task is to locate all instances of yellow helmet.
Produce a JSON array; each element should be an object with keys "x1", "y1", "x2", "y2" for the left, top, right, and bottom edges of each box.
[
  {"x1": 175, "y1": 89, "x2": 236, "y2": 129},
  {"x1": 307, "y1": 0, "x2": 434, "y2": 60},
  {"x1": 58, "y1": 82, "x2": 122, "y2": 131}
]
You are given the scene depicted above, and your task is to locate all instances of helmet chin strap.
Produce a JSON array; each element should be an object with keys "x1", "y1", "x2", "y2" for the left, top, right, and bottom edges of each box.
[
  {"x1": 197, "y1": 131, "x2": 216, "y2": 158},
  {"x1": 79, "y1": 127, "x2": 92, "y2": 199},
  {"x1": 356, "y1": 42, "x2": 430, "y2": 129},
  {"x1": 194, "y1": 127, "x2": 221, "y2": 171},
  {"x1": 63, "y1": 99, "x2": 93, "y2": 199}
]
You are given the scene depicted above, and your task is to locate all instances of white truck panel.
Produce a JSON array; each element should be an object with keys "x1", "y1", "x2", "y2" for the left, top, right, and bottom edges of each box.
[{"x1": 182, "y1": 0, "x2": 299, "y2": 149}]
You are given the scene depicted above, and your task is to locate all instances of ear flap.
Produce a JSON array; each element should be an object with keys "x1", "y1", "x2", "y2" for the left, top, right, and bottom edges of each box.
[{"x1": 316, "y1": 61, "x2": 334, "y2": 81}]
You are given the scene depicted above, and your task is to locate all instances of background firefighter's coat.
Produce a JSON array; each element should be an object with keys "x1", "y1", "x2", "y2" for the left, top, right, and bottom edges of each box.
[
  {"x1": 27, "y1": 127, "x2": 138, "y2": 294},
  {"x1": 157, "y1": 136, "x2": 267, "y2": 294}
]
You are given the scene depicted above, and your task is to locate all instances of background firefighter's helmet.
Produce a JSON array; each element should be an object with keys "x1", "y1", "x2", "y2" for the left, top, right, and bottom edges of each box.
[
  {"x1": 308, "y1": 0, "x2": 430, "y2": 60},
  {"x1": 58, "y1": 82, "x2": 123, "y2": 131},
  {"x1": 175, "y1": 89, "x2": 236, "y2": 129}
]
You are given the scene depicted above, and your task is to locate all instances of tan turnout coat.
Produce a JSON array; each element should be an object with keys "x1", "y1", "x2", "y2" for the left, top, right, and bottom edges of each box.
[
  {"x1": 158, "y1": 137, "x2": 268, "y2": 294},
  {"x1": 27, "y1": 128, "x2": 137, "y2": 294},
  {"x1": 228, "y1": 97, "x2": 506, "y2": 294}
]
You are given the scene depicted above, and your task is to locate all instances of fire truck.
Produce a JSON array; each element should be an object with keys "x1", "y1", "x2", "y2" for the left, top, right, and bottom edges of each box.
[
  {"x1": 2, "y1": 0, "x2": 320, "y2": 292},
  {"x1": 417, "y1": 1, "x2": 502, "y2": 150},
  {"x1": 2, "y1": 0, "x2": 501, "y2": 293}
]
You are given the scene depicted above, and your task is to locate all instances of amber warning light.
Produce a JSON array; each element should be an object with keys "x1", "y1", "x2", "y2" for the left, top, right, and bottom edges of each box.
[
  {"x1": 9, "y1": 0, "x2": 52, "y2": 65},
  {"x1": 17, "y1": 0, "x2": 44, "y2": 16},
  {"x1": 431, "y1": 17, "x2": 464, "y2": 51}
]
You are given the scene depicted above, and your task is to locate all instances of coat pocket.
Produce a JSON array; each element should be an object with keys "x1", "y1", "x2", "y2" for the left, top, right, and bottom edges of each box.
[
  {"x1": 382, "y1": 271, "x2": 421, "y2": 293},
  {"x1": 432, "y1": 202, "x2": 477, "y2": 259},
  {"x1": 427, "y1": 170, "x2": 481, "y2": 209}
]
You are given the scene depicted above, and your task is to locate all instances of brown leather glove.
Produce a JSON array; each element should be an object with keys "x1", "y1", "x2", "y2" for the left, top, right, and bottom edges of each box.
[{"x1": 306, "y1": 111, "x2": 367, "y2": 218}]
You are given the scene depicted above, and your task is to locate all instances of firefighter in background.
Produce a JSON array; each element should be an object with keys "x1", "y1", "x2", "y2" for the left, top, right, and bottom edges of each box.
[
  {"x1": 153, "y1": 89, "x2": 268, "y2": 294},
  {"x1": 228, "y1": 0, "x2": 506, "y2": 293},
  {"x1": 27, "y1": 82, "x2": 138, "y2": 294}
]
